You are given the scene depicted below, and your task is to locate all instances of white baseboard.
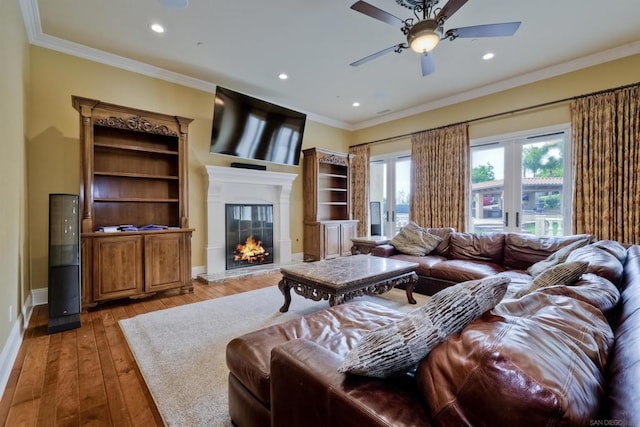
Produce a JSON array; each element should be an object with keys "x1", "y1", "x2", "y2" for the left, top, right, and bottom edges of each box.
[
  {"x1": 0, "y1": 293, "x2": 35, "y2": 399},
  {"x1": 31, "y1": 287, "x2": 48, "y2": 306},
  {"x1": 291, "y1": 251, "x2": 304, "y2": 263},
  {"x1": 192, "y1": 265, "x2": 205, "y2": 278}
]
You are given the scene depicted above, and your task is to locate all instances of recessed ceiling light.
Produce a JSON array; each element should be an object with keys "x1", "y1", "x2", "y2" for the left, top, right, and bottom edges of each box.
[
  {"x1": 483, "y1": 52, "x2": 495, "y2": 60},
  {"x1": 278, "y1": 73, "x2": 288, "y2": 80},
  {"x1": 352, "y1": 102, "x2": 360, "y2": 107},
  {"x1": 150, "y1": 23, "x2": 165, "y2": 33}
]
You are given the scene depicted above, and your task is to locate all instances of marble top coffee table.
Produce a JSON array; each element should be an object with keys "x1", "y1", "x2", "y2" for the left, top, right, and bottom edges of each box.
[{"x1": 278, "y1": 254, "x2": 419, "y2": 312}]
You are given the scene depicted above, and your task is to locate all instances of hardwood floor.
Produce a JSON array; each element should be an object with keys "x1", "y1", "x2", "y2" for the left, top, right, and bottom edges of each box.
[{"x1": 0, "y1": 272, "x2": 282, "y2": 427}]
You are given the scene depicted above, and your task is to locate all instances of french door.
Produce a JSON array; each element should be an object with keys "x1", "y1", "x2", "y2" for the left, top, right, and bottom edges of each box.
[
  {"x1": 370, "y1": 154, "x2": 411, "y2": 236},
  {"x1": 469, "y1": 126, "x2": 572, "y2": 236}
]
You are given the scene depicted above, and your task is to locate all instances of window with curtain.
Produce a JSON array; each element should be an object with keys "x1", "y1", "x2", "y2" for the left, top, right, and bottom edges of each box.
[
  {"x1": 469, "y1": 125, "x2": 572, "y2": 236},
  {"x1": 370, "y1": 153, "x2": 411, "y2": 236}
]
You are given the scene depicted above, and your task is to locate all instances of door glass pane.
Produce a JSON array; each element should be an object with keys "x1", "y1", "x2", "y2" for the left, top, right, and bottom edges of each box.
[
  {"x1": 369, "y1": 161, "x2": 387, "y2": 235},
  {"x1": 470, "y1": 146, "x2": 505, "y2": 234},
  {"x1": 520, "y1": 136, "x2": 565, "y2": 236},
  {"x1": 394, "y1": 158, "x2": 411, "y2": 233}
]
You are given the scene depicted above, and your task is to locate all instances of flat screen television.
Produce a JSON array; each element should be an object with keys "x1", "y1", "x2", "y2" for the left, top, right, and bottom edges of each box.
[{"x1": 210, "y1": 86, "x2": 306, "y2": 166}]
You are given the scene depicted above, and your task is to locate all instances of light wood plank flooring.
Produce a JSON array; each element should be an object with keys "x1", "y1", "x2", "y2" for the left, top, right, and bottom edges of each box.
[{"x1": 0, "y1": 272, "x2": 282, "y2": 427}]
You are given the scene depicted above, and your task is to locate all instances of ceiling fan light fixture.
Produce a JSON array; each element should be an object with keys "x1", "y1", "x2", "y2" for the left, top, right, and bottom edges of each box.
[{"x1": 408, "y1": 20, "x2": 442, "y2": 53}]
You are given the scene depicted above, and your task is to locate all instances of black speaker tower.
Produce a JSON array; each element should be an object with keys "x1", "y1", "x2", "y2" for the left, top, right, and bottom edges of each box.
[{"x1": 48, "y1": 193, "x2": 82, "y2": 334}]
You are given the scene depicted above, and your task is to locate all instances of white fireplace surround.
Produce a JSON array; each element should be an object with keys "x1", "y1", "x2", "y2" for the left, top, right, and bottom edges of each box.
[{"x1": 204, "y1": 165, "x2": 297, "y2": 274}]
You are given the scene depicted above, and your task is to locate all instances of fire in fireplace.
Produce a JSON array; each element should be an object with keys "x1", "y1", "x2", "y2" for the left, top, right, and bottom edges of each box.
[
  {"x1": 233, "y1": 236, "x2": 270, "y2": 263},
  {"x1": 226, "y1": 204, "x2": 274, "y2": 270}
]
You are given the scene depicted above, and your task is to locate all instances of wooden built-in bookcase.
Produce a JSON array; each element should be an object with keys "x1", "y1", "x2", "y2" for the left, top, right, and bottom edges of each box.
[
  {"x1": 73, "y1": 96, "x2": 194, "y2": 308},
  {"x1": 303, "y1": 147, "x2": 358, "y2": 261}
]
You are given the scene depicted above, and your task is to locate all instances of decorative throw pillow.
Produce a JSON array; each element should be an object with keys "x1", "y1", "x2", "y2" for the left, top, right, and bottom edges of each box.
[
  {"x1": 527, "y1": 239, "x2": 590, "y2": 277},
  {"x1": 517, "y1": 261, "x2": 589, "y2": 297},
  {"x1": 390, "y1": 221, "x2": 442, "y2": 256},
  {"x1": 338, "y1": 275, "x2": 510, "y2": 378}
]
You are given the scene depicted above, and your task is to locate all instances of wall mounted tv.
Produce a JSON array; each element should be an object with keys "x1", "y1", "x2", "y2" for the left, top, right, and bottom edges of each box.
[{"x1": 210, "y1": 86, "x2": 306, "y2": 166}]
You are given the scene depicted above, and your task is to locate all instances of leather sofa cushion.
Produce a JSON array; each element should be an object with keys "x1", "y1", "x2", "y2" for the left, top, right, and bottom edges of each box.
[
  {"x1": 501, "y1": 271, "x2": 621, "y2": 316},
  {"x1": 387, "y1": 254, "x2": 445, "y2": 277},
  {"x1": 537, "y1": 273, "x2": 621, "y2": 317},
  {"x1": 226, "y1": 301, "x2": 405, "y2": 406},
  {"x1": 502, "y1": 233, "x2": 592, "y2": 270},
  {"x1": 448, "y1": 232, "x2": 505, "y2": 264},
  {"x1": 417, "y1": 292, "x2": 613, "y2": 426},
  {"x1": 593, "y1": 239, "x2": 628, "y2": 263},
  {"x1": 429, "y1": 259, "x2": 506, "y2": 283},
  {"x1": 526, "y1": 238, "x2": 590, "y2": 277},
  {"x1": 566, "y1": 245, "x2": 624, "y2": 286},
  {"x1": 425, "y1": 227, "x2": 455, "y2": 256}
]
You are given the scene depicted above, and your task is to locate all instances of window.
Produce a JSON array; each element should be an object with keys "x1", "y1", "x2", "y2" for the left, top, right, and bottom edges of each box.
[
  {"x1": 470, "y1": 125, "x2": 572, "y2": 236},
  {"x1": 370, "y1": 153, "x2": 411, "y2": 236}
]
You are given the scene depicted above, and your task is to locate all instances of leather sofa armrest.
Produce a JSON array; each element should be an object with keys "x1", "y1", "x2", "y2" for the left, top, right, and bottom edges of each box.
[
  {"x1": 371, "y1": 244, "x2": 399, "y2": 257},
  {"x1": 271, "y1": 339, "x2": 433, "y2": 427},
  {"x1": 271, "y1": 339, "x2": 342, "y2": 427}
]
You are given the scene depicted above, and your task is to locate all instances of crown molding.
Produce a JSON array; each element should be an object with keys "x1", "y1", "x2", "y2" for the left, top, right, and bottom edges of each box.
[
  {"x1": 19, "y1": 0, "x2": 640, "y2": 133},
  {"x1": 353, "y1": 40, "x2": 640, "y2": 130}
]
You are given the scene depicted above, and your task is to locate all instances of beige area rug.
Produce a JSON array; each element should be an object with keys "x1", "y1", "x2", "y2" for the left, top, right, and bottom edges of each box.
[{"x1": 119, "y1": 284, "x2": 429, "y2": 427}]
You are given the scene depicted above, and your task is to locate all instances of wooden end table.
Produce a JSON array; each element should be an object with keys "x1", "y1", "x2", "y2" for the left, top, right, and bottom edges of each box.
[
  {"x1": 350, "y1": 235, "x2": 390, "y2": 255},
  {"x1": 278, "y1": 254, "x2": 418, "y2": 312}
]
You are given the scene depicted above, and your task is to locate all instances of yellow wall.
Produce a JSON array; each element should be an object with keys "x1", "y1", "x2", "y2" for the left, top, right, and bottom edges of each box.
[
  {"x1": 27, "y1": 47, "x2": 351, "y2": 289},
  {"x1": 0, "y1": 0, "x2": 30, "y2": 362},
  {"x1": 353, "y1": 54, "x2": 640, "y2": 148}
]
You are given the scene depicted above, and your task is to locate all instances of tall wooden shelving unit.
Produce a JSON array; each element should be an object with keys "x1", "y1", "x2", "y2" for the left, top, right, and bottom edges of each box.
[
  {"x1": 73, "y1": 96, "x2": 194, "y2": 308},
  {"x1": 302, "y1": 147, "x2": 358, "y2": 261}
]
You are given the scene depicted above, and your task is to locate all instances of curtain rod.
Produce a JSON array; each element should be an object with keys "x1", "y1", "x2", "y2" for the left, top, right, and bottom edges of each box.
[{"x1": 349, "y1": 80, "x2": 640, "y2": 149}]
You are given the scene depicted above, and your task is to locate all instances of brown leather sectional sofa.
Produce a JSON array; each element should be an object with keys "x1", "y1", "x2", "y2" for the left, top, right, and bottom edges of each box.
[
  {"x1": 225, "y1": 234, "x2": 640, "y2": 426},
  {"x1": 371, "y1": 229, "x2": 596, "y2": 295}
]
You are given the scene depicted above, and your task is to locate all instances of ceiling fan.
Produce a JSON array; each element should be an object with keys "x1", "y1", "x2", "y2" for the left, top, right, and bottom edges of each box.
[{"x1": 349, "y1": 0, "x2": 521, "y2": 76}]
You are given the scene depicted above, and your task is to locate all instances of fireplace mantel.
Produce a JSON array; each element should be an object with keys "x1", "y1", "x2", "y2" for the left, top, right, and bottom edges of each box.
[{"x1": 204, "y1": 165, "x2": 297, "y2": 274}]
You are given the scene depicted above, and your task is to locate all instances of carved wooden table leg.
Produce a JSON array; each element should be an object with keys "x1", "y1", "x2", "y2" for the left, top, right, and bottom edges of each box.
[
  {"x1": 329, "y1": 293, "x2": 348, "y2": 307},
  {"x1": 278, "y1": 278, "x2": 292, "y2": 313},
  {"x1": 405, "y1": 272, "x2": 418, "y2": 304}
]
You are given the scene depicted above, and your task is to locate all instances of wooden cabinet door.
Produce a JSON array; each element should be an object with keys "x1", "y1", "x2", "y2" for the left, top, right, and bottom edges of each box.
[
  {"x1": 323, "y1": 223, "x2": 341, "y2": 259},
  {"x1": 145, "y1": 233, "x2": 183, "y2": 291},
  {"x1": 340, "y1": 222, "x2": 358, "y2": 256},
  {"x1": 93, "y1": 235, "x2": 143, "y2": 301}
]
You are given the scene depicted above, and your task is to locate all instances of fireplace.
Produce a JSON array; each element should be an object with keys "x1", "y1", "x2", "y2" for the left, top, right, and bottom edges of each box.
[
  {"x1": 204, "y1": 165, "x2": 297, "y2": 275},
  {"x1": 226, "y1": 204, "x2": 274, "y2": 270}
]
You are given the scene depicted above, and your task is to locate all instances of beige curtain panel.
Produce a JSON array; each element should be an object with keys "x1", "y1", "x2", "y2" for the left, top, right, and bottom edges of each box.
[
  {"x1": 571, "y1": 84, "x2": 640, "y2": 244},
  {"x1": 410, "y1": 123, "x2": 470, "y2": 231},
  {"x1": 350, "y1": 144, "x2": 370, "y2": 237}
]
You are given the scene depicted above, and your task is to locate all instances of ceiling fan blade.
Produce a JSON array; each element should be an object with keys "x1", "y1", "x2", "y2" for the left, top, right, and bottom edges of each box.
[
  {"x1": 350, "y1": 1, "x2": 405, "y2": 28},
  {"x1": 446, "y1": 22, "x2": 521, "y2": 39},
  {"x1": 421, "y1": 53, "x2": 435, "y2": 76},
  {"x1": 435, "y1": 0, "x2": 469, "y2": 24},
  {"x1": 350, "y1": 44, "x2": 402, "y2": 67}
]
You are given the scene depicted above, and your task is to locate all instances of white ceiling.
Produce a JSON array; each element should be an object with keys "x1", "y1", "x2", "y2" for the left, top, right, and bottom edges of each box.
[{"x1": 22, "y1": 0, "x2": 640, "y2": 129}]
